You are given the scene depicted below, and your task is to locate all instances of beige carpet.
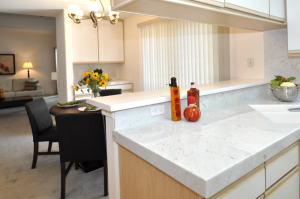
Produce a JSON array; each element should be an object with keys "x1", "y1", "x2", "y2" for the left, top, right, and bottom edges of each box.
[{"x1": 0, "y1": 98, "x2": 108, "y2": 199}]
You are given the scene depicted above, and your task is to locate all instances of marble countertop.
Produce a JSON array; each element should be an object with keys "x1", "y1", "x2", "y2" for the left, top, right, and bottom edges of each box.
[
  {"x1": 107, "y1": 80, "x2": 133, "y2": 85},
  {"x1": 88, "y1": 79, "x2": 268, "y2": 112},
  {"x1": 113, "y1": 100, "x2": 300, "y2": 198}
]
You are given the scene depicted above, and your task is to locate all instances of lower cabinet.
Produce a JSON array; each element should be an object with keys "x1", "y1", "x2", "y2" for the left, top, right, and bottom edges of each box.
[
  {"x1": 209, "y1": 164, "x2": 265, "y2": 199},
  {"x1": 265, "y1": 166, "x2": 299, "y2": 199},
  {"x1": 209, "y1": 141, "x2": 300, "y2": 199}
]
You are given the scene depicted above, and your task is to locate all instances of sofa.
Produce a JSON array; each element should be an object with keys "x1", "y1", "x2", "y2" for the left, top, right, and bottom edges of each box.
[{"x1": 0, "y1": 78, "x2": 44, "y2": 98}]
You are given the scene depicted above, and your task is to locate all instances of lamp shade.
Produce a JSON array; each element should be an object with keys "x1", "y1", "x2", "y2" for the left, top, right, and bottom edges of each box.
[
  {"x1": 68, "y1": 4, "x2": 79, "y2": 15},
  {"x1": 23, "y1": 62, "x2": 33, "y2": 68},
  {"x1": 51, "y1": 72, "x2": 58, "y2": 80},
  {"x1": 88, "y1": 0, "x2": 100, "y2": 12}
]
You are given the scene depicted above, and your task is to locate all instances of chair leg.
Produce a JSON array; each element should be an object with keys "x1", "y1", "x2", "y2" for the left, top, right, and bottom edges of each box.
[
  {"x1": 47, "y1": 141, "x2": 52, "y2": 152},
  {"x1": 61, "y1": 163, "x2": 66, "y2": 199},
  {"x1": 31, "y1": 142, "x2": 39, "y2": 169},
  {"x1": 103, "y1": 159, "x2": 108, "y2": 196},
  {"x1": 75, "y1": 162, "x2": 79, "y2": 170}
]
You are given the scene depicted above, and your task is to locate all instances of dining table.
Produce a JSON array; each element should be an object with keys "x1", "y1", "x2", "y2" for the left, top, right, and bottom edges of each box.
[{"x1": 50, "y1": 100, "x2": 104, "y2": 173}]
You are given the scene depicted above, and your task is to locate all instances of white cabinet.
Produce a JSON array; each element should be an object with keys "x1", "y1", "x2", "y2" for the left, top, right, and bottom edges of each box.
[
  {"x1": 193, "y1": 0, "x2": 224, "y2": 7},
  {"x1": 265, "y1": 167, "x2": 299, "y2": 199},
  {"x1": 72, "y1": 20, "x2": 124, "y2": 64},
  {"x1": 286, "y1": 0, "x2": 300, "y2": 57},
  {"x1": 71, "y1": 20, "x2": 98, "y2": 63},
  {"x1": 225, "y1": 0, "x2": 269, "y2": 18},
  {"x1": 98, "y1": 21, "x2": 124, "y2": 63},
  {"x1": 265, "y1": 142, "x2": 299, "y2": 189},
  {"x1": 270, "y1": 0, "x2": 286, "y2": 21},
  {"x1": 209, "y1": 164, "x2": 265, "y2": 199}
]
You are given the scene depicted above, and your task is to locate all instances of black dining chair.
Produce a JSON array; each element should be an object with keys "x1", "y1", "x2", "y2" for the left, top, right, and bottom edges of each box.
[
  {"x1": 100, "y1": 89, "x2": 122, "y2": 96},
  {"x1": 55, "y1": 113, "x2": 108, "y2": 199},
  {"x1": 25, "y1": 98, "x2": 59, "y2": 169}
]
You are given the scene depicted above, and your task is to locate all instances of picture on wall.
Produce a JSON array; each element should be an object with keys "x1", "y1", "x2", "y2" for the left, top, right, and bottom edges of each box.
[{"x1": 0, "y1": 54, "x2": 15, "y2": 75}]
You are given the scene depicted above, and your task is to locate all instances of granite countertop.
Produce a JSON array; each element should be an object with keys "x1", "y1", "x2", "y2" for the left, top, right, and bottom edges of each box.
[{"x1": 113, "y1": 100, "x2": 300, "y2": 198}]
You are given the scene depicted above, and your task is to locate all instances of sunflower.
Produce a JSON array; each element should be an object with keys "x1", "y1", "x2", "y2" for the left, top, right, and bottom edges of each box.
[
  {"x1": 99, "y1": 78, "x2": 107, "y2": 87},
  {"x1": 96, "y1": 78, "x2": 100, "y2": 82},
  {"x1": 74, "y1": 85, "x2": 79, "y2": 91},
  {"x1": 86, "y1": 78, "x2": 90, "y2": 84},
  {"x1": 83, "y1": 72, "x2": 90, "y2": 77},
  {"x1": 92, "y1": 72, "x2": 99, "y2": 78},
  {"x1": 103, "y1": 73, "x2": 109, "y2": 80}
]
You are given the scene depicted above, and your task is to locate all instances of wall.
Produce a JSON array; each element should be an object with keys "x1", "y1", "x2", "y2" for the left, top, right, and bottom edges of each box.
[
  {"x1": 119, "y1": 14, "x2": 156, "y2": 92},
  {"x1": 229, "y1": 28, "x2": 265, "y2": 80},
  {"x1": 73, "y1": 64, "x2": 119, "y2": 84},
  {"x1": 0, "y1": 13, "x2": 56, "y2": 95},
  {"x1": 264, "y1": 29, "x2": 300, "y2": 81}
]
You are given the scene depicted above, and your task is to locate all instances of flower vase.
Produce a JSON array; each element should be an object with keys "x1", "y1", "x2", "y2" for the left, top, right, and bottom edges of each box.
[{"x1": 92, "y1": 89, "x2": 100, "y2": 98}]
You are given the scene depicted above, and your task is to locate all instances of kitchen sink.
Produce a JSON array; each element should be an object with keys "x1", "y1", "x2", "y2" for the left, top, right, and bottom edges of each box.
[{"x1": 249, "y1": 105, "x2": 300, "y2": 123}]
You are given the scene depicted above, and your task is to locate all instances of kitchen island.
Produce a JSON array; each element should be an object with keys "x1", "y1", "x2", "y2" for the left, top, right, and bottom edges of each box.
[{"x1": 87, "y1": 79, "x2": 300, "y2": 199}]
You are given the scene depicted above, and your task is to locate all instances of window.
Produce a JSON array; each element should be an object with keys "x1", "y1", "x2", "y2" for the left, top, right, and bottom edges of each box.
[{"x1": 141, "y1": 20, "x2": 229, "y2": 91}]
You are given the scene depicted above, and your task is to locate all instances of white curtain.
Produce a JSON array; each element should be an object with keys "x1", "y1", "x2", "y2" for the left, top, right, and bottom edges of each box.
[{"x1": 141, "y1": 20, "x2": 218, "y2": 91}]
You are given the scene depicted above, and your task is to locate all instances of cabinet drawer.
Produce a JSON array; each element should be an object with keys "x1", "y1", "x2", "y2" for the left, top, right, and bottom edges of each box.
[
  {"x1": 209, "y1": 164, "x2": 265, "y2": 199},
  {"x1": 106, "y1": 84, "x2": 132, "y2": 91},
  {"x1": 265, "y1": 142, "x2": 299, "y2": 189},
  {"x1": 265, "y1": 166, "x2": 299, "y2": 199}
]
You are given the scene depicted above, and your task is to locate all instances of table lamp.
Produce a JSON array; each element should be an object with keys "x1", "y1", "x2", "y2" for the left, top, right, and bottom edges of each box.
[{"x1": 23, "y1": 61, "x2": 33, "y2": 78}]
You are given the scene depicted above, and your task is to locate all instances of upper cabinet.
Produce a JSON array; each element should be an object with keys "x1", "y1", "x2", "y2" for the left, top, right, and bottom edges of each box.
[
  {"x1": 98, "y1": 21, "x2": 124, "y2": 63},
  {"x1": 72, "y1": 20, "x2": 124, "y2": 64},
  {"x1": 270, "y1": 0, "x2": 286, "y2": 22},
  {"x1": 286, "y1": 0, "x2": 300, "y2": 57},
  {"x1": 72, "y1": 20, "x2": 98, "y2": 63},
  {"x1": 112, "y1": 0, "x2": 287, "y2": 32},
  {"x1": 225, "y1": 0, "x2": 269, "y2": 18},
  {"x1": 193, "y1": 0, "x2": 224, "y2": 7}
]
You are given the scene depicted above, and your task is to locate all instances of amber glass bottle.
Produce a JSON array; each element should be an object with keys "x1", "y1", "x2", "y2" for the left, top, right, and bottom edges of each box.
[
  {"x1": 187, "y1": 82, "x2": 199, "y2": 108},
  {"x1": 169, "y1": 77, "x2": 181, "y2": 121}
]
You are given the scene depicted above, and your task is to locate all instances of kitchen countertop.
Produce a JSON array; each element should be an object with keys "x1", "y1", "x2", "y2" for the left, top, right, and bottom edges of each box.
[
  {"x1": 88, "y1": 79, "x2": 269, "y2": 112},
  {"x1": 113, "y1": 100, "x2": 300, "y2": 198},
  {"x1": 107, "y1": 80, "x2": 133, "y2": 85}
]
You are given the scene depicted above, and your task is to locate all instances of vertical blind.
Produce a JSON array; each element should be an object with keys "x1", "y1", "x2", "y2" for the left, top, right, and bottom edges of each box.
[{"x1": 141, "y1": 20, "x2": 219, "y2": 91}]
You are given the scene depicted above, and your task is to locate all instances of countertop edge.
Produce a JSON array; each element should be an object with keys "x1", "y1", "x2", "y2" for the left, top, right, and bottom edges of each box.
[{"x1": 87, "y1": 79, "x2": 269, "y2": 112}]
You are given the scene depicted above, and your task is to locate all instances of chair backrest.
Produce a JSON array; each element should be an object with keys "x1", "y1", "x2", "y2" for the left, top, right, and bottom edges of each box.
[
  {"x1": 25, "y1": 98, "x2": 53, "y2": 142},
  {"x1": 55, "y1": 113, "x2": 107, "y2": 163},
  {"x1": 100, "y1": 89, "x2": 122, "y2": 97}
]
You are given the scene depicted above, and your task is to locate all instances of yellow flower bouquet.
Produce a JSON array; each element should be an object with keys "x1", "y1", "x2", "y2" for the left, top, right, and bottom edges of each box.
[{"x1": 74, "y1": 66, "x2": 110, "y2": 97}]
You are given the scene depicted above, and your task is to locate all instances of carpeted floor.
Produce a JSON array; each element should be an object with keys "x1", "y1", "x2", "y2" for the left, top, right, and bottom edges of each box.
[{"x1": 0, "y1": 97, "x2": 108, "y2": 199}]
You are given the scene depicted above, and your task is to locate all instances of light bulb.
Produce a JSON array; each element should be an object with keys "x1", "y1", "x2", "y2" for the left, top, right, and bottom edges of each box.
[
  {"x1": 96, "y1": 13, "x2": 101, "y2": 18},
  {"x1": 109, "y1": 11, "x2": 119, "y2": 20},
  {"x1": 68, "y1": 4, "x2": 79, "y2": 15},
  {"x1": 88, "y1": 0, "x2": 100, "y2": 12},
  {"x1": 77, "y1": 10, "x2": 83, "y2": 17}
]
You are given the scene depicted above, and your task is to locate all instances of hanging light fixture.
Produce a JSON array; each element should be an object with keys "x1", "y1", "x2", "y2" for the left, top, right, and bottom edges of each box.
[{"x1": 68, "y1": 0, "x2": 120, "y2": 28}]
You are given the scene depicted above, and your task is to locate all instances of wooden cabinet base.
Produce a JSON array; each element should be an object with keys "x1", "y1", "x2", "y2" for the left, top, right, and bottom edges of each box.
[{"x1": 118, "y1": 145, "x2": 204, "y2": 199}]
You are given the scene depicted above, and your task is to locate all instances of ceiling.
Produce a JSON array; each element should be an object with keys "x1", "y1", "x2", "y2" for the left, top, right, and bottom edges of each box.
[{"x1": 0, "y1": 0, "x2": 133, "y2": 19}]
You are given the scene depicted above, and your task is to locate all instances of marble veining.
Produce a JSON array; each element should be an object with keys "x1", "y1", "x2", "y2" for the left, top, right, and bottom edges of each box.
[
  {"x1": 265, "y1": 29, "x2": 300, "y2": 81},
  {"x1": 113, "y1": 106, "x2": 300, "y2": 198}
]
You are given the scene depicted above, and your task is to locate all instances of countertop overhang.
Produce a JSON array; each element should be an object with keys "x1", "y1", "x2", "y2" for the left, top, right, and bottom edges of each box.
[{"x1": 87, "y1": 79, "x2": 268, "y2": 112}]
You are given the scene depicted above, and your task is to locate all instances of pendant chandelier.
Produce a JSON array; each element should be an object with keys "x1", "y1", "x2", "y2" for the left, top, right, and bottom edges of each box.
[{"x1": 68, "y1": 0, "x2": 120, "y2": 28}]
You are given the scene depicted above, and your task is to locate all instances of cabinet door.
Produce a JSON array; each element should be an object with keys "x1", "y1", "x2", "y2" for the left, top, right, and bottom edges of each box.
[
  {"x1": 225, "y1": 0, "x2": 269, "y2": 18},
  {"x1": 286, "y1": 0, "x2": 300, "y2": 56},
  {"x1": 193, "y1": 0, "x2": 224, "y2": 7},
  {"x1": 209, "y1": 164, "x2": 265, "y2": 199},
  {"x1": 98, "y1": 20, "x2": 124, "y2": 63},
  {"x1": 270, "y1": 0, "x2": 286, "y2": 21},
  {"x1": 265, "y1": 167, "x2": 299, "y2": 199},
  {"x1": 71, "y1": 20, "x2": 98, "y2": 63}
]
